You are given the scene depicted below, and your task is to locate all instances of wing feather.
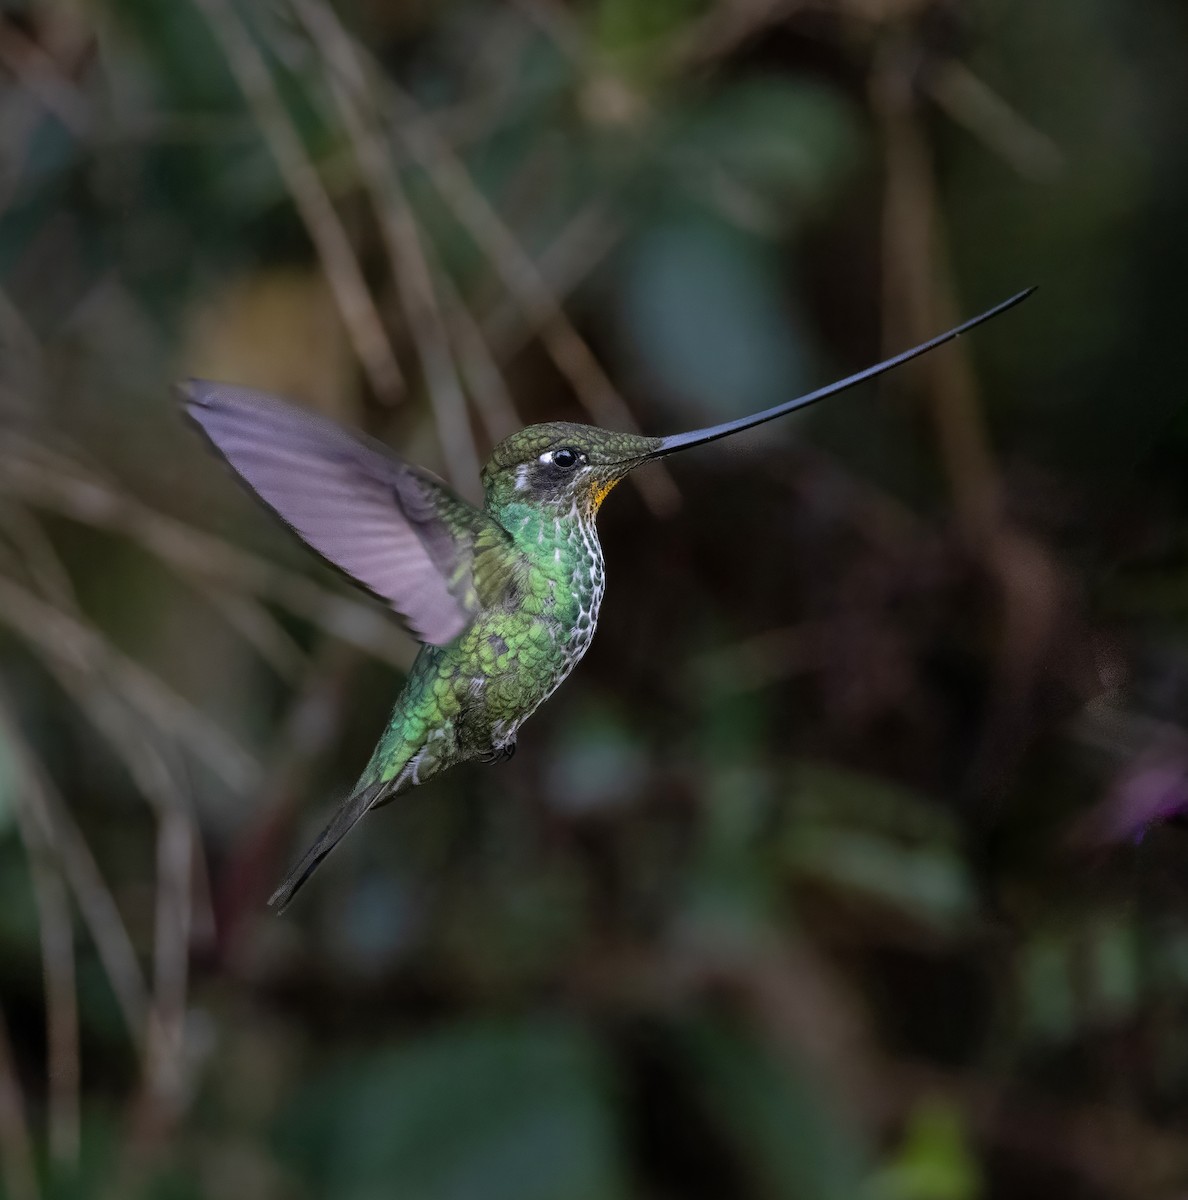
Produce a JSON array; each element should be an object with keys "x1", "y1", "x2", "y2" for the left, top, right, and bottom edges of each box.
[{"x1": 179, "y1": 380, "x2": 511, "y2": 645}]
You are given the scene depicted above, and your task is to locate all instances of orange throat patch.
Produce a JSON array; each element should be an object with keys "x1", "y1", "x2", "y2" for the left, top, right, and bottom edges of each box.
[{"x1": 585, "y1": 477, "x2": 621, "y2": 517}]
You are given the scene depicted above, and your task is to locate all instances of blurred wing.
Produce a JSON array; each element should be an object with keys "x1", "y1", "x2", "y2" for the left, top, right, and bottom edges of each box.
[{"x1": 180, "y1": 380, "x2": 512, "y2": 645}]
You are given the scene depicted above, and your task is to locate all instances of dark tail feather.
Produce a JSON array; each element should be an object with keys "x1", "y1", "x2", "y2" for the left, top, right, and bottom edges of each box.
[{"x1": 268, "y1": 779, "x2": 389, "y2": 913}]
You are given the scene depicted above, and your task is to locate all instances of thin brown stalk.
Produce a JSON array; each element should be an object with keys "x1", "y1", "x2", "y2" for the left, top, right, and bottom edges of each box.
[
  {"x1": 507, "y1": 0, "x2": 585, "y2": 62},
  {"x1": 0, "y1": 685, "x2": 150, "y2": 1047},
  {"x1": 0, "y1": 438, "x2": 415, "y2": 668},
  {"x1": 481, "y1": 201, "x2": 623, "y2": 364},
  {"x1": 144, "y1": 806, "x2": 194, "y2": 1125},
  {"x1": 0, "y1": 13, "x2": 91, "y2": 218},
  {"x1": 61, "y1": 701, "x2": 199, "y2": 1179},
  {"x1": 0, "y1": 500, "x2": 187, "y2": 808},
  {"x1": 0, "y1": 671, "x2": 83, "y2": 1166},
  {"x1": 435, "y1": 265, "x2": 522, "y2": 445},
  {"x1": 112, "y1": 799, "x2": 195, "y2": 1194},
  {"x1": 0, "y1": 692, "x2": 80, "y2": 1169},
  {"x1": 376, "y1": 193, "x2": 484, "y2": 497},
  {"x1": 927, "y1": 59, "x2": 1062, "y2": 183},
  {"x1": 190, "y1": 0, "x2": 405, "y2": 404},
  {"x1": 768, "y1": 447, "x2": 923, "y2": 549},
  {"x1": 388, "y1": 86, "x2": 681, "y2": 510},
  {"x1": 31, "y1": 504, "x2": 217, "y2": 970},
  {"x1": 0, "y1": 499, "x2": 218, "y2": 963},
  {"x1": 24, "y1": 838, "x2": 79, "y2": 1168},
  {"x1": 293, "y1": 2, "x2": 679, "y2": 510},
  {"x1": 872, "y1": 42, "x2": 1068, "y2": 806},
  {"x1": 0, "y1": 1009, "x2": 39, "y2": 1200},
  {"x1": 0, "y1": 17, "x2": 90, "y2": 135},
  {"x1": 0, "y1": 499, "x2": 77, "y2": 604},
  {"x1": 217, "y1": 643, "x2": 359, "y2": 954},
  {"x1": 308, "y1": 30, "x2": 523, "y2": 447},
  {"x1": 0, "y1": 285, "x2": 41, "y2": 362},
  {"x1": 292, "y1": 0, "x2": 483, "y2": 498},
  {"x1": 198, "y1": 583, "x2": 309, "y2": 682},
  {"x1": 24, "y1": 627, "x2": 217, "y2": 962},
  {"x1": 665, "y1": 0, "x2": 806, "y2": 74},
  {"x1": 42, "y1": 794, "x2": 151, "y2": 1045},
  {"x1": 0, "y1": 573, "x2": 260, "y2": 793},
  {"x1": 872, "y1": 43, "x2": 999, "y2": 540}
]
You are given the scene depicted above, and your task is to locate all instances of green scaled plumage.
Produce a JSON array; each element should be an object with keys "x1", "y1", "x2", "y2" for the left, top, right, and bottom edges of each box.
[
  {"x1": 264, "y1": 423, "x2": 659, "y2": 907},
  {"x1": 178, "y1": 285, "x2": 1033, "y2": 910}
]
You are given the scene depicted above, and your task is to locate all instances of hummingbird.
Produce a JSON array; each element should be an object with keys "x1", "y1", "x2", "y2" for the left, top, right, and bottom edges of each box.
[{"x1": 181, "y1": 288, "x2": 1032, "y2": 910}]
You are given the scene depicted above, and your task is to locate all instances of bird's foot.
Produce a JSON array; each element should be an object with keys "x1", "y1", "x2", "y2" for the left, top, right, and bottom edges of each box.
[{"x1": 480, "y1": 741, "x2": 516, "y2": 764}]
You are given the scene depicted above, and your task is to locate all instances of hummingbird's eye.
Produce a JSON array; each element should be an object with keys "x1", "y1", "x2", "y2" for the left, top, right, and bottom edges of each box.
[{"x1": 542, "y1": 446, "x2": 583, "y2": 471}]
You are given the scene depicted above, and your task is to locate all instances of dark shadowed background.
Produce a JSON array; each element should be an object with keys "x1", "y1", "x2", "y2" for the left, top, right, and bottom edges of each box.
[{"x1": 2, "y1": 1, "x2": 1188, "y2": 1197}]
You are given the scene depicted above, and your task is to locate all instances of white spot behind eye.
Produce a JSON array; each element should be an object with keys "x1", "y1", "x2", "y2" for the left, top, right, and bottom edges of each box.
[{"x1": 538, "y1": 451, "x2": 555, "y2": 466}]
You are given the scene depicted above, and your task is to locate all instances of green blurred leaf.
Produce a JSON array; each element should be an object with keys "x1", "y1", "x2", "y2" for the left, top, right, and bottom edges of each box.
[
  {"x1": 678, "y1": 753, "x2": 781, "y2": 952},
  {"x1": 681, "y1": 79, "x2": 864, "y2": 215},
  {"x1": 681, "y1": 1019, "x2": 870, "y2": 1200},
  {"x1": 782, "y1": 766, "x2": 973, "y2": 931},
  {"x1": 783, "y1": 829, "x2": 974, "y2": 932},
  {"x1": 279, "y1": 1021, "x2": 629, "y2": 1200},
  {"x1": 594, "y1": 0, "x2": 706, "y2": 66},
  {"x1": 1089, "y1": 916, "x2": 1140, "y2": 1023},
  {"x1": 789, "y1": 766, "x2": 957, "y2": 841},
  {"x1": 545, "y1": 698, "x2": 648, "y2": 814},
  {"x1": 1020, "y1": 932, "x2": 1077, "y2": 1043},
  {"x1": 873, "y1": 1099, "x2": 981, "y2": 1200},
  {"x1": 620, "y1": 212, "x2": 807, "y2": 419}
]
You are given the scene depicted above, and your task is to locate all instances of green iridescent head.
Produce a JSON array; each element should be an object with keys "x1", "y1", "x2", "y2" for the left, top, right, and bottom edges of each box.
[{"x1": 482, "y1": 422, "x2": 662, "y2": 516}]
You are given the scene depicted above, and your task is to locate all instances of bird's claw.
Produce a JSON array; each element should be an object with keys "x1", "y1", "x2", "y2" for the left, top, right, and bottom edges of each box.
[{"x1": 481, "y1": 741, "x2": 516, "y2": 764}]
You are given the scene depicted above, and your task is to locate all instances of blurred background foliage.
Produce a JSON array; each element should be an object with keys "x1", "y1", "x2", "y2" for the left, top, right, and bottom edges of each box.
[{"x1": 2, "y1": 0, "x2": 1188, "y2": 1196}]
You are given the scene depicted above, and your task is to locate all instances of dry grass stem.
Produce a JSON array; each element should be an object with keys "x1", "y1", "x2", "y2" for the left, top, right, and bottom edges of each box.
[
  {"x1": 0, "y1": 693, "x2": 81, "y2": 1170},
  {"x1": 191, "y1": 0, "x2": 405, "y2": 405},
  {"x1": 873, "y1": 47, "x2": 1000, "y2": 540},
  {"x1": 44, "y1": 798, "x2": 152, "y2": 1045},
  {"x1": 0, "y1": 17, "x2": 90, "y2": 135},
  {"x1": 507, "y1": 0, "x2": 586, "y2": 63},
  {"x1": 0, "y1": 1009, "x2": 39, "y2": 1200},
  {"x1": 1, "y1": 661, "x2": 197, "y2": 1170},
  {"x1": 0, "y1": 500, "x2": 78, "y2": 605},
  {"x1": 0, "y1": 503, "x2": 192, "y2": 812},
  {"x1": 666, "y1": 0, "x2": 807, "y2": 73},
  {"x1": 389, "y1": 89, "x2": 682, "y2": 510},
  {"x1": 22, "y1": 827, "x2": 79, "y2": 1168},
  {"x1": 145, "y1": 806, "x2": 195, "y2": 1123},
  {"x1": 481, "y1": 201, "x2": 624, "y2": 362},
  {"x1": 0, "y1": 438, "x2": 415, "y2": 668},
  {"x1": 293, "y1": 0, "x2": 484, "y2": 499},
  {"x1": 198, "y1": 583, "x2": 309, "y2": 682},
  {"x1": 0, "y1": 573, "x2": 260, "y2": 793},
  {"x1": 873, "y1": 46, "x2": 1071, "y2": 806},
  {"x1": 434, "y1": 265, "x2": 522, "y2": 445},
  {"x1": 217, "y1": 644, "x2": 359, "y2": 948},
  {"x1": 0, "y1": 286, "x2": 42, "y2": 364},
  {"x1": 304, "y1": 4, "x2": 682, "y2": 511},
  {"x1": 771, "y1": 448, "x2": 924, "y2": 548},
  {"x1": 928, "y1": 60, "x2": 1063, "y2": 182},
  {"x1": 0, "y1": 685, "x2": 151, "y2": 1046}
]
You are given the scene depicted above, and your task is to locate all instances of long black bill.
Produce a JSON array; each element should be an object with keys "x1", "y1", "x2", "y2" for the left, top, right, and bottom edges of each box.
[{"x1": 648, "y1": 287, "x2": 1035, "y2": 458}]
